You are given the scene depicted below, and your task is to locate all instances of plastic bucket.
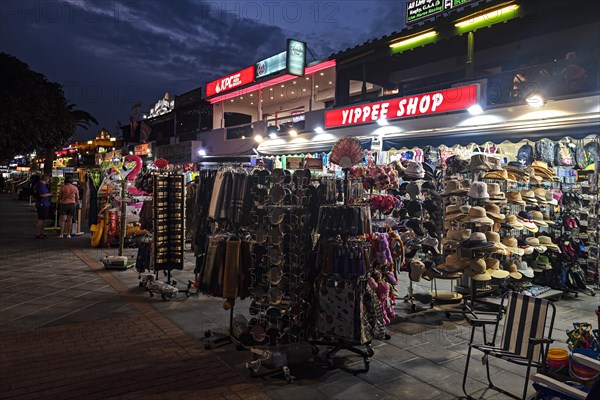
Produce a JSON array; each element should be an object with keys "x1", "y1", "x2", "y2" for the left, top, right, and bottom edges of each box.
[
  {"x1": 569, "y1": 348, "x2": 600, "y2": 381},
  {"x1": 547, "y1": 348, "x2": 569, "y2": 374}
]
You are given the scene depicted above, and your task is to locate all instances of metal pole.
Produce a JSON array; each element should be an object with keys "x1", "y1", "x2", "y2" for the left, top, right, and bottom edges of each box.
[
  {"x1": 119, "y1": 179, "x2": 126, "y2": 256},
  {"x1": 466, "y1": 31, "x2": 475, "y2": 79}
]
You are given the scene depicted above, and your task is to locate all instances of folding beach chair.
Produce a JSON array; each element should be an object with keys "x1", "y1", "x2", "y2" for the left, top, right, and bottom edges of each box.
[{"x1": 462, "y1": 292, "x2": 557, "y2": 399}]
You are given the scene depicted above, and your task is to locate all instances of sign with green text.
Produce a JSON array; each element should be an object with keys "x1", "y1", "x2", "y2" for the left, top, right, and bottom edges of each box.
[{"x1": 406, "y1": 0, "x2": 475, "y2": 24}]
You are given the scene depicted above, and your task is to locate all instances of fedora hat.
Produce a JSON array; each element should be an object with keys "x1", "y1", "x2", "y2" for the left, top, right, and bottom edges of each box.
[
  {"x1": 508, "y1": 171, "x2": 529, "y2": 183},
  {"x1": 443, "y1": 229, "x2": 471, "y2": 245},
  {"x1": 545, "y1": 191, "x2": 559, "y2": 206},
  {"x1": 524, "y1": 167, "x2": 543, "y2": 184},
  {"x1": 484, "y1": 203, "x2": 505, "y2": 222},
  {"x1": 521, "y1": 190, "x2": 538, "y2": 204},
  {"x1": 438, "y1": 253, "x2": 467, "y2": 272},
  {"x1": 506, "y1": 192, "x2": 526, "y2": 205},
  {"x1": 506, "y1": 264, "x2": 523, "y2": 280},
  {"x1": 538, "y1": 236, "x2": 560, "y2": 252},
  {"x1": 505, "y1": 162, "x2": 527, "y2": 174},
  {"x1": 487, "y1": 183, "x2": 506, "y2": 199},
  {"x1": 465, "y1": 154, "x2": 502, "y2": 172},
  {"x1": 525, "y1": 237, "x2": 547, "y2": 253},
  {"x1": 533, "y1": 188, "x2": 548, "y2": 204},
  {"x1": 517, "y1": 261, "x2": 535, "y2": 278},
  {"x1": 530, "y1": 210, "x2": 548, "y2": 227},
  {"x1": 483, "y1": 169, "x2": 515, "y2": 182},
  {"x1": 467, "y1": 181, "x2": 490, "y2": 199},
  {"x1": 535, "y1": 255, "x2": 552, "y2": 271},
  {"x1": 467, "y1": 258, "x2": 492, "y2": 281},
  {"x1": 541, "y1": 211, "x2": 556, "y2": 225},
  {"x1": 501, "y1": 237, "x2": 525, "y2": 256},
  {"x1": 517, "y1": 211, "x2": 539, "y2": 232},
  {"x1": 461, "y1": 232, "x2": 495, "y2": 249},
  {"x1": 464, "y1": 206, "x2": 494, "y2": 225},
  {"x1": 485, "y1": 231, "x2": 508, "y2": 252},
  {"x1": 531, "y1": 160, "x2": 555, "y2": 175},
  {"x1": 485, "y1": 258, "x2": 510, "y2": 279},
  {"x1": 441, "y1": 180, "x2": 468, "y2": 196},
  {"x1": 445, "y1": 204, "x2": 467, "y2": 221},
  {"x1": 504, "y1": 214, "x2": 524, "y2": 230}
]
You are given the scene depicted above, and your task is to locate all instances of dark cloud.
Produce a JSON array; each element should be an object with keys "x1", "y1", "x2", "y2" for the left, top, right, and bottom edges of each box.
[{"x1": 0, "y1": 0, "x2": 400, "y2": 140}]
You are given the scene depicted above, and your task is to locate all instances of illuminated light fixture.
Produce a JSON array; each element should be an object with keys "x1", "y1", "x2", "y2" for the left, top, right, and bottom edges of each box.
[
  {"x1": 254, "y1": 134, "x2": 264, "y2": 143},
  {"x1": 467, "y1": 104, "x2": 484, "y2": 115},
  {"x1": 305, "y1": 77, "x2": 310, "y2": 80},
  {"x1": 314, "y1": 127, "x2": 324, "y2": 134},
  {"x1": 281, "y1": 84, "x2": 285, "y2": 88},
  {"x1": 315, "y1": 85, "x2": 319, "y2": 88},
  {"x1": 293, "y1": 81, "x2": 296, "y2": 84},
  {"x1": 110, "y1": 137, "x2": 116, "y2": 141},
  {"x1": 302, "y1": 88, "x2": 306, "y2": 92},
  {"x1": 129, "y1": 151, "x2": 133, "y2": 155},
  {"x1": 198, "y1": 149, "x2": 207, "y2": 156},
  {"x1": 252, "y1": 148, "x2": 260, "y2": 156},
  {"x1": 87, "y1": 140, "x2": 93, "y2": 144},
  {"x1": 240, "y1": 96, "x2": 243, "y2": 99},
  {"x1": 377, "y1": 118, "x2": 389, "y2": 126},
  {"x1": 280, "y1": 94, "x2": 284, "y2": 97},
  {"x1": 289, "y1": 129, "x2": 298, "y2": 137},
  {"x1": 270, "y1": 88, "x2": 273, "y2": 91},
  {"x1": 320, "y1": 72, "x2": 324, "y2": 76},
  {"x1": 389, "y1": 30, "x2": 437, "y2": 50},
  {"x1": 270, "y1": 97, "x2": 274, "y2": 100},
  {"x1": 454, "y1": 5, "x2": 519, "y2": 29},
  {"x1": 291, "y1": 91, "x2": 294, "y2": 94},
  {"x1": 328, "y1": 81, "x2": 332, "y2": 84},
  {"x1": 250, "y1": 102, "x2": 254, "y2": 105},
  {"x1": 241, "y1": 135, "x2": 246, "y2": 139},
  {"x1": 230, "y1": 99, "x2": 234, "y2": 102},
  {"x1": 249, "y1": 93, "x2": 253, "y2": 97},
  {"x1": 526, "y1": 94, "x2": 545, "y2": 108},
  {"x1": 269, "y1": 132, "x2": 278, "y2": 139},
  {"x1": 143, "y1": 115, "x2": 146, "y2": 118}
]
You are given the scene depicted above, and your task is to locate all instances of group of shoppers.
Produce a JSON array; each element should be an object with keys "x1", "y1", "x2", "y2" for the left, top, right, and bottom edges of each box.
[{"x1": 34, "y1": 175, "x2": 79, "y2": 239}]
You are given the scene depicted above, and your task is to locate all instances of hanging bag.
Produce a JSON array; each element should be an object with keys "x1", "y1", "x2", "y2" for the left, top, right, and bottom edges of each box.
[
  {"x1": 535, "y1": 139, "x2": 555, "y2": 165},
  {"x1": 554, "y1": 141, "x2": 576, "y2": 167}
]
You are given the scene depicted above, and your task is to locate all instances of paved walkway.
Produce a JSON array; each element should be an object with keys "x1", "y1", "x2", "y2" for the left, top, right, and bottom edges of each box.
[{"x1": 1, "y1": 194, "x2": 598, "y2": 400}]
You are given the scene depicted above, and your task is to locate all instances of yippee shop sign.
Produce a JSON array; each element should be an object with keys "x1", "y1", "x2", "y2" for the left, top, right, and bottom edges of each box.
[
  {"x1": 324, "y1": 85, "x2": 479, "y2": 128},
  {"x1": 206, "y1": 66, "x2": 255, "y2": 97}
]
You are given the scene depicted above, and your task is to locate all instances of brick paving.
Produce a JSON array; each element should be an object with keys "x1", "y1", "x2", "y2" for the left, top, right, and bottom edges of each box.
[{"x1": 0, "y1": 194, "x2": 269, "y2": 400}]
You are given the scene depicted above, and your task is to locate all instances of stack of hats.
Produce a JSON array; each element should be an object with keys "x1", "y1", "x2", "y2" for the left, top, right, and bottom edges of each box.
[
  {"x1": 461, "y1": 232, "x2": 495, "y2": 250},
  {"x1": 517, "y1": 211, "x2": 539, "y2": 233},
  {"x1": 530, "y1": 161, "x2": 557, "y2": 181},
  {"x1": 463, "y1": 207, "x2": 494, "y2": 226},
  {"x1": 506, "y1": 192, "x2": 526, "y2": 205},
  {"x1": 521, "y1": 190, "x2": 538, "y2": 205},
  {"x1": 484, "y1": 203, "x2": 505, "y2": 223},
  {"x1": 504, "y1": 162, "x2": 530, "y2": 182},
  {"x1": 437, "y1": 253, "x2": 466, "y2": 273},
  {"x1": 465, "y1": 154, "x2": 502, "y2": 173},
  {"x1": 482, "y1": 169, "x2": 515, "y2": 182},
  {"x1": 441, "y1": 180, "x2": 468, "y2": 196},
  {"x1": 485, "y1": 258, "x2": 509, "y2": 279},
  {"x1": 467, "y1": 182, "x2": 490, "y2": 200},
  {"x1": 486, "y1": 183, "x2": 507, "y2": 203},
  {"x1": 465, "y1": 258, "x2": 491, "y2": 281}
]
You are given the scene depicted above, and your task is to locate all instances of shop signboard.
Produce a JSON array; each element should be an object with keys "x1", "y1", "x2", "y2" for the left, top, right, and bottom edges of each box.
[
  {"x1": 134, "y1": 143, "x2": 151, "y2": 156},
  {"x1": 324, "y1": 84, "x2": 479, "y2": 129},
  {"x1": 304, "y1": 158, "x2": 323, "y2": 170},
  {"x1": 206, "y1": 66, "x2": 255, "y2": 97},
  {"x1": 286, "y1": 157, "x2": 304, "y2": 170},
  {"x1": 255, "y1": 51, "x2": 287, "y2": 79},
  {"x1": 406, "y1": 0, "x2": 475, "y2": 24},
  {"x1": 287, "y1": 39, "x2": 306, "y2": 77}
]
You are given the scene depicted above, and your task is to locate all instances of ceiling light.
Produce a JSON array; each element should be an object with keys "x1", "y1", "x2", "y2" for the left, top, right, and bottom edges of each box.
[
  {"x1": 291, "y1": 92, "x2": 294, "y2": 94},
  {"x1": 269, "y1": 132, "x2": 278, "y2": 139},
  {"x1": 377, "y1": 118, "x2": 389, "y2": 126},
  {"x1": 281, "y1": 84, "x2": 285, "y2": 88},
  {"x1": 320, "y1": 72, "x2": 324, "y2": 76},
  {"x1": 306, "y1": 77, "x2": 310, "y2": 80},
  {"x1": 455, "y1": 5, "x2": 519, "y2": 28},
  {"x1": 315, "y1": 85, "x2": 319, "y2": 88},
  {"x1": 328, "y1": 81, "x2": 332, "y2": 84},
  {"x1": 293, "y1": 81, "x2": 296, "y2": 84},
  {"x1": 302, "y1": 88, "x2": 306, "y2": 92},
  {"x1": 230, "y1": 99, "x2": 234, "y2": 102},
  {"x1": 250, "y1": 94, "x2": 253, "y2": 97},
  {"x1": 289, "y1": 129, "x2": 298, "y2": 137},
  {"x1": 261, "y1": 100, "x2": 264, "y2": 102},
  {"x1": 467, "y1": 104, "x2": 484, "y2": 115},
  {"x1": 241, "y1": 135, "x2": 246, "y2": 139},
  {"x1": 198, "y1": 149, "x2": 207, "y2": 156},
  {"x1": 240, "y1": 96, "x2": 243, "y2": 99},
  {"x1": 314, "y1": 127, "x2": 324, "y2": 134},
  {"x1": 280, "y1": 94, "x2": 284, "y2": 97},
  {"x1": 526, "y1": 94, "x2": 545, "y2": 108},
  {"x1": 254, "y1": 134, "x2": 264, "y2": 143},
  {"x1": 270, "y1": 88, "x2": 273, "y2": 91},
  {"x1": 389, "y1": 30, "x2": 437, "y2": 49},
  {"x1": 271, "y1": 97, "x2": 274, "y2": 100},
  {"x1": 250, "y1": 102, "x2": 254, "y2": 105},
  {"x1": 87, "y1": 140, "x2": 93, "y2": 144}
]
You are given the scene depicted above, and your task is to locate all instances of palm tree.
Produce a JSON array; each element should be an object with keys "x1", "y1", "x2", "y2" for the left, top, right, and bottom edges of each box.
[{"x1": 68, "y1": 103, "x2": 98, "y2": 129}]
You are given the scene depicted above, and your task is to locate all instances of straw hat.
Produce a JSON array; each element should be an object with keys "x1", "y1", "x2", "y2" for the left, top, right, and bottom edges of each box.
[
  {"x1": 446, "y1": 204, "x2": 467, "y2": 221},
  {"x1": 504, "y1": 214, "x2": 524, "y2": 230},
  {"x1": 506, "y1": 192, "x2": 526, "y2": 205},
  {"x1": 463, "y1": 206, "x2": 494, "y2": 225},
  {"x1": 484, "y1": 203, "x2": 505, "y2": 222},
  {"x1": 517, "y1": 261, "x2": 535, "y2": 278},
  {"x1": 535, "y1": 255, "x2": 552, "y2": 271},
  {"x1": 485, "y1": 258, "x2": 509, "y2": 279},
  {"x1": 485, "y1": 231, "x2": 508, "y2": 252},
  {"x1": 541, "y1": 211, "x2": 556, "y2": 225},
  {"x1": 530, "y1": 210, "x2": 548, "y2": 227},
  {"x1": 468, "y1": 258, "x2": 492, "y2": 281},
  {"x1": 538, "y1": 236, "x2": 560, "y2": 252},
  {"x1": 486, "y1": 183, "x2": 507, "y2": 203},
  {"x1": 524, "y1": 167, "x2": 543, "y2": 184},
  {"x1": 483, "y1": 169, "x2": 515, "y2": 182},
  {"x1": 438, "y1": 253, "x2": 467, "y2": 272},
  {"x1": 517, "y1": 211, "x2": 539, "y2": 232},
  {"x1": 409, "y1": 259, "x2": 426, "y2": 282},
  {"x1": 521, "y1": 190, "x2": 538, "y2": 204},
  {"x1": 506, "y1": 263, "x2": 523, "y2": 280},
  {"x1": 443, "y1": 229, "x2": 471, "y2": 246},
  {"x1": 525, "y1": 237, "x2": 547, "y2": 253},
  {"x1": 533, "y1": 188, "x2": 549, "y2": 204},
  {"x1": 502, "y1": 237, "x2": 525, "y2": 255},
  {"x1": 441, "y1": 180, "x2": 468, "y2": 196}
]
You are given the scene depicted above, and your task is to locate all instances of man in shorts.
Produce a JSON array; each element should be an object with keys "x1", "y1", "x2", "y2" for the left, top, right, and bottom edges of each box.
[
  {"x1": 58, "y1": 176, "x2": 79, "y2": 238},
  {"x1": 34, "y1": 175, "x2": 52, "y2": 239}
]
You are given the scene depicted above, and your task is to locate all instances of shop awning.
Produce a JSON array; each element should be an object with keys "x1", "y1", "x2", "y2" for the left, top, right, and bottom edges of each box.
[
  {"x1": 383, "y1": 114, "x2": 599, "y2": 150},
  {"x1": 257, "y1": 137, "x2": 372, "y2": 155}
]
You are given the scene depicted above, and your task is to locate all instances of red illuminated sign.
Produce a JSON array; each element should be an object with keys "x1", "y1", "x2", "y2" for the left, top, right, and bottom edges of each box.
[
  {"x1": 324, "y1": 84, "x2": 479, "y2": 128},
  {"x1": 206, "y1": 66, "x2": 255, "y2": 97}
]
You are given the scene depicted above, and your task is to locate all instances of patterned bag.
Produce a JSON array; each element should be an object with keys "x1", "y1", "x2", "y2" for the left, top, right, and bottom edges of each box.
[
  {"x1": 535, "y1": 139, "x2": 555, "y2": 165},
  {"x1": 554, "y1": 141, "x2": 575, "y2": 167},
  {"x1": 517, "y1": 143, "x2": 534, "y2": 166}
]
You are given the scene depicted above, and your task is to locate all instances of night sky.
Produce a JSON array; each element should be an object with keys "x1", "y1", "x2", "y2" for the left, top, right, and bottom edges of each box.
[{"x1": 1, "y1": 0, "x2": 406, "y2": 140}]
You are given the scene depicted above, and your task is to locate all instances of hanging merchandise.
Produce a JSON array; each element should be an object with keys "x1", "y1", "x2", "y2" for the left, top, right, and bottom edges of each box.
[
  {"x1": 153, "y1": 174, "x2": 185, "y2": 271},
  {"x1": 329, "y1": 136, "x2": 364, "y2": 168}
]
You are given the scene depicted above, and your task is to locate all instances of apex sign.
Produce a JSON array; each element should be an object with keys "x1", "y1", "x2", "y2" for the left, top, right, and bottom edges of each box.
[
  {"x1": 206, "y1": 66, "x2": 255, "y2": 97},
  {"x1": 324, "y1": 84, "x2": 479, "y2": 128}
]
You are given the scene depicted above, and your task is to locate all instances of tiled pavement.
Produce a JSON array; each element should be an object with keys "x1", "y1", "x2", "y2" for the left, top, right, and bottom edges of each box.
[{"x1": 1, "y1": 194, "x2": 598, "y2": 399}]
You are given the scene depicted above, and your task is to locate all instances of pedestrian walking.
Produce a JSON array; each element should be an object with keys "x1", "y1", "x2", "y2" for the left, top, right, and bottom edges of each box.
[
  {"x1": 58, "y1": 176, "x2": 79, "y2": 238},
  {"x1": 33, "y1": 175, "x2": 52, "y2": 239}
]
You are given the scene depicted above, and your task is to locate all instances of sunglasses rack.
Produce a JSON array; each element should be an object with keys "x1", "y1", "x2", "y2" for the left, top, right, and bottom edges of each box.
[{"x1": 151, "y1": 174, "x2": 187, "y2": 292}]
